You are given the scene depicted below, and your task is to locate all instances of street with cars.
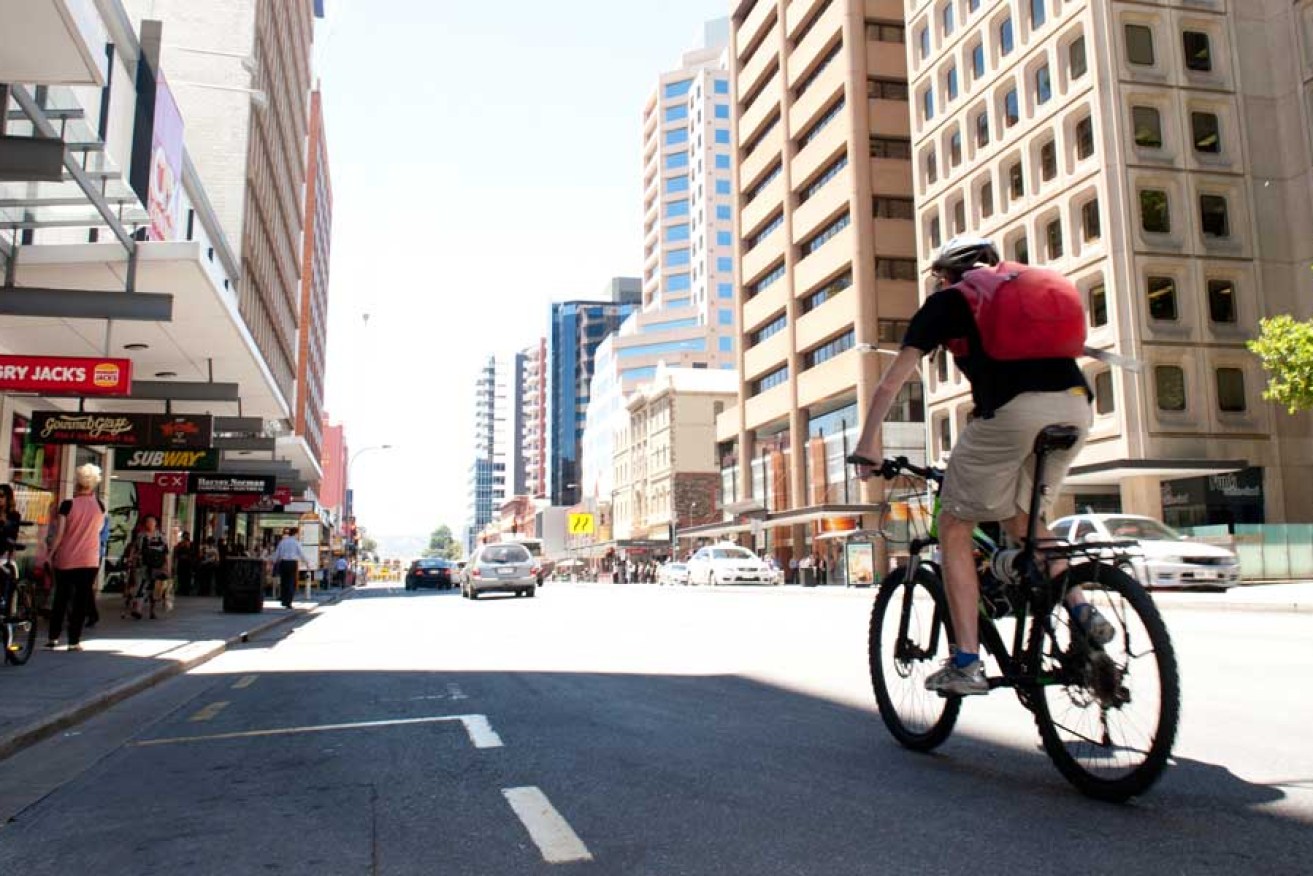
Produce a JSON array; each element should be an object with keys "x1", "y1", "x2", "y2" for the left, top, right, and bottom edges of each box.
[{"x1": 0, "y1": 579, "x2": 1309, "y2": 874}]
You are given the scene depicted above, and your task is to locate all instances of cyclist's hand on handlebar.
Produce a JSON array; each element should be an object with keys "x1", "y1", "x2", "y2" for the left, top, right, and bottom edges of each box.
[{"x1": 845, "y1": 452, "x2": 879, "y2": 480}]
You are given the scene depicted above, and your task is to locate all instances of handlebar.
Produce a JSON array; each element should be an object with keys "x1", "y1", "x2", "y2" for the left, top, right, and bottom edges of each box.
[{"x1": 847, "y1": 453, "x2": 944, "y2": 484}]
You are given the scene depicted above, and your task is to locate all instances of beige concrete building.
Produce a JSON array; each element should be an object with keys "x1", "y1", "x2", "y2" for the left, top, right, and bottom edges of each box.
[
  {"x1": 613, "y1": 366, "x2": 737, "y2": 554},
  {"x1": 521, "y1": 339, "x2": 548, "y2": 499},
  {"x1": 704, "y1": 0, "x2": 923, "y2": 563},
  {"x1": 907, "y1": 0, "x2": 1313, "y2": 527}
]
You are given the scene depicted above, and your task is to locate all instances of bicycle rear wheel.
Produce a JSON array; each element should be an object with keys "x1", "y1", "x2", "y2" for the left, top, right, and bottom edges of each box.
[
  {"x1": 869, "y1": 565, "x2": 960, "y2": 751},
  {"x1": 5, "y1": 581, "x2": 39, "y2": 665},
  {"x1": 1031, "y1": 561, "x2": 1180, "y2": 801}
]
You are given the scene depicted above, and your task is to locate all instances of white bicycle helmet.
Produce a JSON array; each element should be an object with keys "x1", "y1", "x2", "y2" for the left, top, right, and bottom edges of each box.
[{"x1": 931, "y1": 236, "x2": 1001, "y2": 277}]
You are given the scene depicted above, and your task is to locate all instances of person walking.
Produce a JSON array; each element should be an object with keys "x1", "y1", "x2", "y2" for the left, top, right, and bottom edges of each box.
[
  {"x1": 127, "y1": 516, "x2": 169, "y2": 619},
  {"x1": 173, "y1": 531, "x2": 195, "y2": 596},
  {"x1": 195, "y1": 536, "x2": 220, "y2": 597},
  {"x1": 272, "y1": 527, "x2": 310, "y2": 608},
  {"x1": 46, "y1": 464, "x2": 106, "y2": 651}
]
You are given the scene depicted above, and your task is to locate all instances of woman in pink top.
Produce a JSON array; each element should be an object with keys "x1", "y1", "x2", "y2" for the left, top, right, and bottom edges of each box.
[{"x1": 46, "y1": 463, "x2": 106, "y2": 651}]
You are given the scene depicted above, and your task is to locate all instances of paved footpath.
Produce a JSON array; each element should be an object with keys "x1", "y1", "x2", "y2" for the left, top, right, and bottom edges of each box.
[{"x1": 0, "y1": 589, "x2": 345, "y2": 762}]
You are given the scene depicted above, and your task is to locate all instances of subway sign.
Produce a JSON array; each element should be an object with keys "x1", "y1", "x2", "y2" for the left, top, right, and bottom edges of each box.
[{"x1": 113, "y1": 448, "x2": 220, "y2": 472}]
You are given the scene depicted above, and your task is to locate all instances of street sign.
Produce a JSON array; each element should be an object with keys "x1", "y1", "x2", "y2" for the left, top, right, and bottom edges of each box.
[{"x1": 568, "y1": 513, "x2": 595, "y2": 535}]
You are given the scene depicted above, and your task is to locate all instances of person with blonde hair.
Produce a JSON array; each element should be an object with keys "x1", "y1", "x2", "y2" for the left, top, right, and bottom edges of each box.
[{"x1": 46, "y1": 463, "x2": 106, "y2": 651}]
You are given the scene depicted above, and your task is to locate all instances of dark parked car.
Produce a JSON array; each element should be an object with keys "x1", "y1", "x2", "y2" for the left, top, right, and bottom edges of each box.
[{"x1": 405, "y1": 558, "x2": 458, "y2": 591}]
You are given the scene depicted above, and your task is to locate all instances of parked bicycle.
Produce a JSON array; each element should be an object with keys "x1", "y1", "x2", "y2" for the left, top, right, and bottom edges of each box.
[
  {"x1": 2, "y1": 522, "x2": 39, "y2": 665},
  {"x1": 863, "y1": 426, "x2": 1180, "y2": 802}
]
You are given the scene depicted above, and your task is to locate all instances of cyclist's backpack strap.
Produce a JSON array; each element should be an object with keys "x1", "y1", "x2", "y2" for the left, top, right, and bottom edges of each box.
[{"x1": 947, "y1": 262, "x2": 1087, "y2": 361}]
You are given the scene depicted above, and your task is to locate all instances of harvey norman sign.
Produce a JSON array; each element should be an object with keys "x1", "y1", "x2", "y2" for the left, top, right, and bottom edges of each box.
[
  {"x1": 187, "y1": 474, "x2": 277, "y2": 496},
  {"x1": 113, "y1": 448, "x2": 220, "y2": 472},
  {"x1": 0, "y1": 355, "x2": 132, "y2": 396}
]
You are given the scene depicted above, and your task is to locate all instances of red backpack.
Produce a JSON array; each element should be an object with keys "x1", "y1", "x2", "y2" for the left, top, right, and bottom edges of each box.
[{"x1": 945, "y1": 262, "x2": 1087, "y2": 361}]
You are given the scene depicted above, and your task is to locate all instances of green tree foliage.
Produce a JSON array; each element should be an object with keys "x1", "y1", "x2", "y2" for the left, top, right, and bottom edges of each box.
[
  {"x1": 360, "y1": 535, "x2": 378, "y2": 561},
  {"x1": 424, "y1": 524, "x2": 463, "y2": 560},
  {"x1": 1248, "y1": 315, "x2": 1313, "y2": 414}
]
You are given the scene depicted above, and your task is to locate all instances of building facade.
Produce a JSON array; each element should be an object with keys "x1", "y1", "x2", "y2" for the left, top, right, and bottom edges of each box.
[
  {"x1": 320, "y1": 417, "x2": 347, "y2": 527},
  {"x1": 547, "y1": 279, "x2": 641, "y2": 507},
  {"x1": 295, "y1": 86, "x2": 332, "y2": 473},
  {"x1": 906, "y1": 0, "x2": 1313, "y2": 526},
  {"x1": 709, "y1": 0, "x2": 923, "y2": 564},
  {"x1": 521, "y1": 339, "x2": 549, "y2": 499},
  {"x1": 465, "y1": 355, "x2": 521, "y2": 552}
]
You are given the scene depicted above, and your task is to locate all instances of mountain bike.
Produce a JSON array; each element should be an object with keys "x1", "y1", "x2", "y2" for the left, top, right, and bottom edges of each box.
[
  {"x1": 857, "y1": 426, "x2": 1180, "y2": 802},
  {"x1": 2, "y1": 530, "x2": 39, "y2": 665}
]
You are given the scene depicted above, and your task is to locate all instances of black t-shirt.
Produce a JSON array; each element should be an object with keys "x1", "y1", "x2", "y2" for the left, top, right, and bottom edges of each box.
[{"x1": 903, "y1": 286, "x2": 1091, "y2": 417}]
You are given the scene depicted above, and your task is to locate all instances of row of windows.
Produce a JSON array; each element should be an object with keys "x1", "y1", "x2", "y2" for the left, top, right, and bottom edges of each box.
[
  {"x1": 799, "y1": 152, "x2": 849, "y2": 203},
  {"x1": 751, "y1": 366, "x2": 789, "y2": 397},
  {"x1": 1138, "y1": 190, "x2": 1233, "y2": 239},
  {"x1": 745, "y1": 161, "x2": 782, "y2": 203},
  {"x1": 794, "y1": 39, "x2": 842, "y2": 101},
  {"x1": 798, "y1": 97, "x2": 846, "y2": 149},
  {"x1": 803, "y1": 329, "x2": 855, "y2": 369},
  {"x1": 746, "y1": 211, "x2": 784, "y2": 251},
  {"x1": 803, "y1": 270, "x2": 852, "y2": 312},
  {"x1": 801, "y1": 211, "x2": 850, "y2": 257},
  {"x1": 749, "y1": 312, "x2": 788, "y2": 347},
  {"x1": 747, "y1": 262, "x2": 786, "y2": 298}
]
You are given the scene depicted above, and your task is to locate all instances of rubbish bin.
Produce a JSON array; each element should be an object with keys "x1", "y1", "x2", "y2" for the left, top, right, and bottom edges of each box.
[
  {"x1": 222, "y1": 557, "x2": 265, "y2": 613},
  {"x1": 801, "y1": 566, "x2": 817, "y2": 587}
]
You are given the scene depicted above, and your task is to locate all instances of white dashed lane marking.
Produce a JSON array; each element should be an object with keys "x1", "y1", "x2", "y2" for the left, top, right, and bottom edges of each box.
[
  {"x1": 231, "y1": 675, "x2": 258, "y2": 690},
  {"x1": 503, "y1": 786, "x2": 594, "y2": 864},
  {"x1": 188, "y1": 701, "x2": 230, "y2": 723},
  {"x1": 133, "y1": 714, "x2": 505, "y2": 749}
]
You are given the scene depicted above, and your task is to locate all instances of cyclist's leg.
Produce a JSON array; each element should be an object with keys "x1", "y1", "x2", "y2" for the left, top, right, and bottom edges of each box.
[{"x1": 938, "y1": 510, "x2": 982, "y2": 654}]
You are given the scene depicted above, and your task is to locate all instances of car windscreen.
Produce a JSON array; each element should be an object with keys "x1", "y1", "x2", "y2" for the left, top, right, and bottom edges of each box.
[
  {"x1": 480, "y1": 545, "x2": 531, "y2": 564},
  {"x1": 1104, "y1": 517, "x2": 1183, "y2": 541},
  {"x1": 712, "y1": 548, "x2": 756, "y2": 560},
  {"x1": 417, "y1": 559, "x2": 448, "y2": 568}
]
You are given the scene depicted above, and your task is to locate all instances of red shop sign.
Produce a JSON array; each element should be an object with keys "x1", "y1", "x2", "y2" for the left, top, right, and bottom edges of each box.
[
  {"x1": 153, "y1": 472, "x2": 188, "y2": 494},
  {"x1": 0, "y1": 355, "x2": 133, "y2": 396}
]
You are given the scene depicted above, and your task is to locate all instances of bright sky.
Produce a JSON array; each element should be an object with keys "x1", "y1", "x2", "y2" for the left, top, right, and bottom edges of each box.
[{"x1": 316, "y1": 0, "x2": 731, "y2": 542}]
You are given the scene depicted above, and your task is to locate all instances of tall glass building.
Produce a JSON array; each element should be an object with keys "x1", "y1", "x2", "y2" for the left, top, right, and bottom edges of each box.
[
  {"x1": 465, "y1": 354, "x2": 524, "y2": 552},
  {"x1": 547, "y1": 279, "x2": 641, "y2": 507}
]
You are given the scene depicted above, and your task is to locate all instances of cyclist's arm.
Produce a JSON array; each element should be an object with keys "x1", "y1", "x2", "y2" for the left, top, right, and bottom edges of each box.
[{"x1": 852, "y1": 346, "x2": 923, "y2": 459}]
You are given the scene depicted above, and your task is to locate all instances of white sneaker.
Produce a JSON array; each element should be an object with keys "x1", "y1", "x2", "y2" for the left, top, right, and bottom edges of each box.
[{"x1": 925, "y1": 659, "x2": 989, "y2": 696}]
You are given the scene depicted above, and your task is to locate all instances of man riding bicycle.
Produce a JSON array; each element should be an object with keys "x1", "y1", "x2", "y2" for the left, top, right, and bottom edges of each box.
[{"x1": 849, "y1": 236, "x2": 1112, "y2": 696}]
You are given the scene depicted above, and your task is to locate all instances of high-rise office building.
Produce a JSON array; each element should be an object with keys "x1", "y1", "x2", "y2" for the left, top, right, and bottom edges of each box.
[
  {"x1": 711, "y1": 1, "x2": 922, "y2": 563},
  {"x1": 521, "y1": 339, "x2": 549, "y2": 499},
  {"x1": 547, "y1": 279, "x2": 641, "y2": 507},
  {"x1": 906, "y1": 0, "x2": 1313, "y2": 525},
  {"x1": 465, "y1": 354, "x2": 522, "y2": 551},
  {"x1": 295, "y1": 86, "x2": 332, "y2": 473}
]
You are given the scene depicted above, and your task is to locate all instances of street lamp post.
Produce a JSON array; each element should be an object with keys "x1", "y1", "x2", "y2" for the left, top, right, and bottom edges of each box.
[{"x1": 346, "y1": 444, "x2": 394, "y2": 569}]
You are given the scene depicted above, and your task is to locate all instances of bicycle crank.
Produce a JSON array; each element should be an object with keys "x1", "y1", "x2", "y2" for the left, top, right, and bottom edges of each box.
[{"x1": 1086, "y1": 651, "x2": 1130, "y2": 709}]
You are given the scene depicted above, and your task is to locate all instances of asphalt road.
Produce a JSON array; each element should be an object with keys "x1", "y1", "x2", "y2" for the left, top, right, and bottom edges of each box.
[{"x1": 0, "y1": 581, "x2": 1309, "y2": 875}]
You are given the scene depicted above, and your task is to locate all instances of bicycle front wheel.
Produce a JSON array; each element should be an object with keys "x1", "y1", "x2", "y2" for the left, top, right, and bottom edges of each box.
[
  {"x1": 869, "y1": 565, "x2": 960, "y2": 751},
  {"x1": 1032, "y1": 561, "x2": 1180, "y2": 802},
  {"x1": 5, "y1": 581, "x2": 39, "y2": 665}
]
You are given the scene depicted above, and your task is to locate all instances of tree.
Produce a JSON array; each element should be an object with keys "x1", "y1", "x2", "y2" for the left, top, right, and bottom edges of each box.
[
  {"x1": 360, "y1": 534, "x2": 378, "y2": 561},
  {"x1": 424, "y1": 524, "x2": 463, "y2": 560},
  {"x1": 1248, "y1": 315, "x2": 1313, "y2": 414}
]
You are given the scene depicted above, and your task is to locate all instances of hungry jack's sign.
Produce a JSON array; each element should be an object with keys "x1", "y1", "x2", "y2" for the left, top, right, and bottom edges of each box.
[{"x1": 0, "y1": 355, "x2": 133, "y2": 396}]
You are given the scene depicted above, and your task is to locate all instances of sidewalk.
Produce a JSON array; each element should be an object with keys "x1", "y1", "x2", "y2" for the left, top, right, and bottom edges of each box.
[{"x1": 0, "y1": 589, "x2": 347, "y2": 762}]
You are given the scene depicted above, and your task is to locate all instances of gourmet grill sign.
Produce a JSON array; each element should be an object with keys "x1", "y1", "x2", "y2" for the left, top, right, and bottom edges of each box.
[
  {"x1": 0, "y1": 355, "x2": 133, "y2": 396},
  {"x1": 187, "y1": 474, "x2": 277, "y2": 496},
  {"x1": 113, "y1": 448, "x2": 220, "y2": 472},
  {"x1": 31, "y1": 412, "x2": 214, "y2": 448}
]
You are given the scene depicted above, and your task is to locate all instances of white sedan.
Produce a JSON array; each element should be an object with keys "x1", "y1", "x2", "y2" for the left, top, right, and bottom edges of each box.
[
  {"x1": 685, "y1": 544, "x2": 774, "y2": 586},
  {"x1": 1050, "y1": 513, "x2": 1241, "y2": 590},
  {"x1": 658, "y1": 562, "x2": 689, "y2": 586}
]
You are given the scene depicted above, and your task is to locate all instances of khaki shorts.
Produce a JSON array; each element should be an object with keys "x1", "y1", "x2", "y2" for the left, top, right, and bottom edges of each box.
[{"x1": 939, "y1": 390, "x2": 1092, "y2": 523}]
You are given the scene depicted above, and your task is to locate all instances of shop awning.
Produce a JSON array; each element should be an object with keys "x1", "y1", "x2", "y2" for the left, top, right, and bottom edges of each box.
[{"x1": 1064, "y1": 458, "x2": 1247, "y2": 488}]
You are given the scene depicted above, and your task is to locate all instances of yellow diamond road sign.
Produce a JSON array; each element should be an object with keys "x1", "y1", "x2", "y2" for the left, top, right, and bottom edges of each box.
[{"x1": 568, "y1": 513, "x2": 595, "y2": 535}]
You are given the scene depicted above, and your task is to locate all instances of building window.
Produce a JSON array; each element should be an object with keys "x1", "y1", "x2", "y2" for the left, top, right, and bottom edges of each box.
[
  {"x1": 875, "y1": 258, "x2": 918, "y2": 280},
  {"x1": 1147, "y1": 275, "x2": 1178, "y2": 321},
  {"x1": 1140, "y1": 189, "x2": 1170, "y2": 233},
  {"x1": 1040, "y1": 139, "x2": 1057, "y2": 180},
  {"x1": 923, "y1": 88, "x2": 935, "y2": 121},
  {"x1": 868, "y1": 78, "x2": 910, "y2": 100},
  {"x1": 867, "y1": 22, "x2": 906, "y2": 43},
  {"x1": 1088, "y1": 282, "x2": 1108, "y2": 327},
  {"x1": 870, "y1": 136, "x2": 913, "y2": 158},
  {"x1": 929, "y1": 216, "x2": 942, "y2": 249},
  {"x1": 1133, "y1": 106, "x2": 1162, "y2": 148},
  {"x1": 1046, "y1": 219, "x2": 1063, "y2": 260},
  {"x1": 937, "y1": 415, "x2": 952, "y2": 453},
  {"x1": 1192, "y1": 112, "x2": 1220, "y2": 153},
  {"x1": 1082, "y1": 199, "x2": 1101, "y2": 242},
  {"x1": 1075, "y1": 115, "x2": 1094, "y2": 159},
  {"x1": 1008, "y1": 161, "x2": 1024, "y2": 199},
  {"x1": 975, "y1": 111, "x2": 990, "y2": 147},
  {"x1": 1183, "y1": 31, "x2": 1212, "y2": 72},
  {"x1": 1155, "y1": 366, "x2": 1187, "y2": 412},
  {"x1": 1030, "y1": 0, "x2": 1046, "y2": 30},
  {"x1": 746, "y1": 212, "x2": 784, "y2": 250},
  {"x1": 1216, "y1": 368, "x2": 1246, "y2": 412},
  {"x1": 1093, "y1": 370, "x2": 1115, "y2": 415},
  {"x1": 980, "y1": 180, "x2": 994, "y2": 218},
  {"x1": 1126, "y1": 24, "x2": 1155, "y2": 66},
  {"x1": 943, "y1": 3, "x2": 955, "y2": 36},
  {"x1": 799, "y1": 98, "x2": 846, "y2": 147},
  {"x1": 1000, "y1": 17, "x2": 1014, "y2": 56},
  {"x1": 971, "y1": 42, "x2": 985, "y2": 79},
  {"x1": 803, "y1": 271, "x2": 854, "y2": 311},
  {"x1": 926, "y1": 150, "x2": 938, "y2": 184},
  {"x1": 751, "y1": 366, "x2": 789, "y2": 396},
  {"x1": 947, "y1": 65, "x2": 959, "y2": 101},
  {"x1": 1014, "y1": 235, "x2": 1029, "y2": 264},
  {"x1": 1069, "y1": 36, "x2": 1087, "y2": 79},
  {"x1": 949, "y1": 130, "x2": 962, "y2": 166},
  {"x1": 1004, "y1": 88, "x2": 1020, "y2": 127},
  {"x1": 800, "y1": 152, "x2": 850, "y2": 202},
  {"x1": 1208, "y1": 279, "x2": 1237, "y2": 324},
  {"x1": 1035, "y1": 64, "x2": 1052, "y2": 104},
  {"x1": 802, "y1": 212, "x2": 851, "y2": 256},
  {"x1": 804, "y1": 330, "x2": 856, "y2": 369},
  {"x1": 919, "y1": 25, "x2": 930, "y2": 60},
  {"x1": 937, "y1": 352, "x2": 949, "y2": 383},
  {"x1": 745, "y1": 162, "x2": 782, "y2": 203},
  {"x1": 746, "y1": 262, "x2": 786, "y2": 297},
  {"x1": 1200, "y1": 194, "x2": 1229, "y2": 238},
  {"x1": 879, "y1": 319, "x2": 912, "y2": 344},
  {"x1": 749, "y1": 313, "x2": 788, "y2": 346},
  {"x1": 952, "y1": 199, "x2": 965, "y2": 233},
  {"x1": 873, "y1": 196, "x2": 916, "y2": 219}
]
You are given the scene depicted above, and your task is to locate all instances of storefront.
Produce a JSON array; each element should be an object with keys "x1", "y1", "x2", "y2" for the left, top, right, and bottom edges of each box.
[{"x1": 1161, "y1": 467, "x2": 1265, "y2": 530}]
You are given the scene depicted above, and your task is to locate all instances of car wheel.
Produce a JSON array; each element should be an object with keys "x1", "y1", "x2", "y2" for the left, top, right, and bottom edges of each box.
[
  {"x1": 469, "y1": 589, "x2": 479, "y2": 600},
  {"x1": 709, "y1": 572, "x2": 718, "y2": 586},
  {"x1": 527, "y1": 585, "x2": 536, "y2": 598}
]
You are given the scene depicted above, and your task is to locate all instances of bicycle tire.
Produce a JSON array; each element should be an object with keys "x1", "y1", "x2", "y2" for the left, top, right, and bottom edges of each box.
[
  {"x1": 869, "y1": 565, "x2": 961, "y2": 751},
  {"x1": 1031, "y1": 561, "x2": 1180, "y2": 802},
  {"x1": 5, "y1": 581, "x2": 39, "y2": 666}
]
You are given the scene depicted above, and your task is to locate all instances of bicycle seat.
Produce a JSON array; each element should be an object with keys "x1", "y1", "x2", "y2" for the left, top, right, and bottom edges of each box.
[{"x1": 1033, "y1": 425, "x2": 1081, "y2": 454}]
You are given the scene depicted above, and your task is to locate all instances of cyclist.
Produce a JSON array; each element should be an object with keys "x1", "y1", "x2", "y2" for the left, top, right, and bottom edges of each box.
[{"x1": 849, "y1": 236, "x2": 1111, "y2": 695}]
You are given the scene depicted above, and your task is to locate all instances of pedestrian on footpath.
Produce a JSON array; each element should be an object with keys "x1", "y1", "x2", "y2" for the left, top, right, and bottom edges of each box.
[
  {"x1": 272, "y1": 527, "x2": 310, "y2": 608},
  {"x1": 127, "y1": 516, "x2": 169, "y2": 619},
  {"x1": 45, "y1": 464, "x2": 106, "y2": 651},
  {"x1": 173, "y1": 531, "x2": 195, "y2": 596}
]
